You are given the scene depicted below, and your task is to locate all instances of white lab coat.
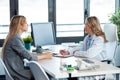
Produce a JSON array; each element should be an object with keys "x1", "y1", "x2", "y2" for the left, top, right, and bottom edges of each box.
[{"x1": 68, "y1": 34, "x2": 106, "y2": 61}]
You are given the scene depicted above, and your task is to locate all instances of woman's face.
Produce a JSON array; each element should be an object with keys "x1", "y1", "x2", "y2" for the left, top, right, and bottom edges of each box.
[
  {"x1": 84, "y1": 22, "x2": 92, "y2": 34},
  {"x1": 21, "y1": 22, "x2": 28, "y2": 32}
]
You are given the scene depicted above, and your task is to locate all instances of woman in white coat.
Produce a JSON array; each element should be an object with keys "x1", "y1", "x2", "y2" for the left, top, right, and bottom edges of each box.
[{"x1": 60, "y1": 16, "x2": 108, "y2": 60}]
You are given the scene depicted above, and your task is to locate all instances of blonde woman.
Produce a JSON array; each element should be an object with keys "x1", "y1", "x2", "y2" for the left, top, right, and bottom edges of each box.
[
  {"x1": 60, "y1": 16, "x2": 108, "y2": 60},
  {"x1": 2, "y1": 15, "x2": 52, "y2": 80}
]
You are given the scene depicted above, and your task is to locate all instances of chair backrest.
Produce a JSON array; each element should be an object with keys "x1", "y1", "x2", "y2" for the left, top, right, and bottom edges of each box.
[
  {"x1": 23, "y1": 59, "x2": 50, "y2": 80},
  {"x1": 103, "y1": 24, "x2": 118, "y2": 61},
  {"x1": 0, "y1": 58, "x2": 14, "y2": 80},
  {"x1": 104, "y1": 41, "x2": 117, "y2": 60},
  {"x1": 104, "y1": 24, "x2": 118, "y2": 42}
]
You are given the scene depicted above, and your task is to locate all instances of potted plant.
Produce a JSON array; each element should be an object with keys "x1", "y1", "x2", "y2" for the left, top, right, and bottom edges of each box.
[
  {"x1": 109, "y1": 8, "x2": 120, "y2": 42},
  {"x1": 23, "y1": 35, "x2": 33, "y2": 50}
]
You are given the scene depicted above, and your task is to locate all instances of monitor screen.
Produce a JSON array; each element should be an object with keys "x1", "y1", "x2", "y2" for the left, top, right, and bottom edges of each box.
[{"x1": 31, "y1": 22, "x2": 56, "y2": 47}]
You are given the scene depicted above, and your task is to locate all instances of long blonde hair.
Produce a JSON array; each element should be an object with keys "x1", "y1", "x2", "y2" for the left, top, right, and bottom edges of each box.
[
  {"x1": 2, "y1": 15, "x2": 26, "y2": 56},
  {"x1": 86, "y1": 16, "x2": 108, "y2": 42}
]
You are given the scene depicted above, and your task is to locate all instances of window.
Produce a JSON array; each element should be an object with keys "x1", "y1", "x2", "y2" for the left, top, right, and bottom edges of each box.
[
  {"x1": 0, "y1": 0, "x2": 9, "y2": 39},
  {"x1": 19, "y1": 0, "x2": 48, "y2": 37},
  {"x1": 90, "y1": 0, "x2": 115, "y2": 23},
  {"x1": 19, "y1": 0, "x2": 48, "y2": 24},
  {"x1": 56, "y1": 0, "x2": 84, "y2": 37}
]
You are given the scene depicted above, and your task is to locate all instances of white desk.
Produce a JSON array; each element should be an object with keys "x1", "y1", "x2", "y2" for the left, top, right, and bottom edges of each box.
[
  {"x1": 38, "y1": 56, "x2": 120, "y2": 80},
  {"x1": 38, "y1": 56, "x2": 69, "y2": 79}
]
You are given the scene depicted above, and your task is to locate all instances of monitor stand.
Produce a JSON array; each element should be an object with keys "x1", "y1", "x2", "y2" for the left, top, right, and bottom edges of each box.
[
  {"x1": 32, "y1": 46, "x2": 44, "y2": 53},
  {"x1": 37, "y1": 46, "x2": 45, "y2": 53}
]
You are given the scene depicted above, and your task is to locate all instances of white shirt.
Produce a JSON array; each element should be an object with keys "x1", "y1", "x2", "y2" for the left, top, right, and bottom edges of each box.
[{"x1": 68, "y1": 34, "x2": 106, "y2": 61}]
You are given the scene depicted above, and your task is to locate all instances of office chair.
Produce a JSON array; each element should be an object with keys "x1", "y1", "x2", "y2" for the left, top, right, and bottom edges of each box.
[
  {"x1": 112, "y1": 44, "x2": 120, "y2": 67},
  {"x1": 102, "y1": 24, "x2": 119, "y2": 80},
  {"x1": 0, "y1": 57, "x2": 14, "y2": 80},
  {"x1": 102, "y1": 24, "x2": 118, "y2": 64},
  {"x1": 103, "y1": 24, "x2": 120, "y2": 67},
  {"x1": 104, "y1": 24, "x2": 118, "y2": 42},
  {"x1": 23, "y1": 59, "x2": 50, "y2": 80}
]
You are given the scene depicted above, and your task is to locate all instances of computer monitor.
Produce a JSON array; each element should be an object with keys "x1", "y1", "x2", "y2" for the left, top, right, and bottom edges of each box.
[{"x1": 31, "y1": 22, "x2": 56, "y2": 48}]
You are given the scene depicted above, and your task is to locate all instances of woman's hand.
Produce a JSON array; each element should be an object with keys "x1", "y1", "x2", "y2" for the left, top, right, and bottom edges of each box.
[
  {"x1": 59, "y1": 49, "x2": 69, "y2": 55},
  {"x1": 43, "y1": 52, "x2": 52, "y2": 59},
  {"x1": 37, "y1": 52, "x2": 52, "y2": 60}
]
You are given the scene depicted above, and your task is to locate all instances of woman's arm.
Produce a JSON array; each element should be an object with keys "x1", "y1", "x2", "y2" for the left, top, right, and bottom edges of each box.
[
  {"x1": 74, "y1": 36, "x2": 104, "y2": 59},
  {"x1": 10, "y1": 35, "x2": 37, "y2": 60}
]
